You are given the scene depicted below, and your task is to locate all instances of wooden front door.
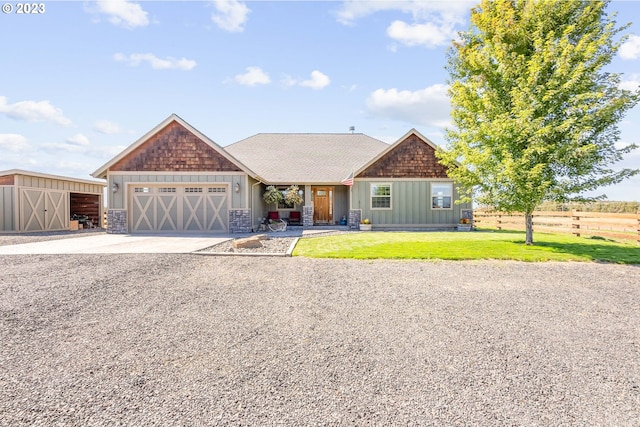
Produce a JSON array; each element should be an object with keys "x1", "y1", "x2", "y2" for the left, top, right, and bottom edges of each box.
[{"x1": 313, "y1": 187, "x2": 333, "y2": 224}]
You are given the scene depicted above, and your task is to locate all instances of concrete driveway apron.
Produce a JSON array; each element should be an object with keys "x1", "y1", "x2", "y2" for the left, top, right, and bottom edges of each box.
[{"x1": 0, "y1": 234, "x2": 231, "y2": 254}]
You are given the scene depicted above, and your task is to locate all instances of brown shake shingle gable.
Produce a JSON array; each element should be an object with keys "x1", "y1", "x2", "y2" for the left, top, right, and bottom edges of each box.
[
  {"x1": 225, "y1": 133, "x2": 389, "y2": 184},
  {"x1": 109, "y1": 120, "x2": 243, "y2": 173},
  {"x1": 355, "y1": 128, "x2": 449, "y2": 179},
  {"x1": 92, "y1": 114, "x2": 257, "y2": 179},
  {"x1": 357, "y1": 131, "x2": 449, "y2": 178}
]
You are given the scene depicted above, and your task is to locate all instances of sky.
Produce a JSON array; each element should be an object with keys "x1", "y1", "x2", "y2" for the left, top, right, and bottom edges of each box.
[{"x1": 1, "y1": 0, "x2": 639, "y2": 201}]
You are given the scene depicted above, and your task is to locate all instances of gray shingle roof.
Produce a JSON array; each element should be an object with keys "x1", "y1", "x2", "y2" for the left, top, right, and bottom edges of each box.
[{"x1": 225, "y1": 133, "x2": 389, "y2": 184}]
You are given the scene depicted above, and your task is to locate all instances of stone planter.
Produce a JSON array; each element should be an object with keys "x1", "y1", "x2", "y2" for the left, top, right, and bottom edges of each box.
[
  {"x1": 360, "y1": 224, "x2": 372, "y2": 231},
  {"x1": 457, "y1": 224, "x2": 472, "y2": 232}
]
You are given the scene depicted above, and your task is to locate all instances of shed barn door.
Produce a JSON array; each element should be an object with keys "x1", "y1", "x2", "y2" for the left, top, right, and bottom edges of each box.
[{"x1": 19, "y1": 188, "x2": 68, "y2": 232}]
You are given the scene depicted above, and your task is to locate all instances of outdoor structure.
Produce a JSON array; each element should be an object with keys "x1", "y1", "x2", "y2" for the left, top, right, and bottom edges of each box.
[
  {"x1": 92, "y1": 114, "x2": 472, "y2": 234},
  {"x1": 0, "y1": 169, "x2": 105, "y2": 233}
]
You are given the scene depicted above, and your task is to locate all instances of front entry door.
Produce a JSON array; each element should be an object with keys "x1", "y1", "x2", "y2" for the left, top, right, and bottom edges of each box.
[{"x1": 313, "y1": 187, "x2": 333, "y2": 224}]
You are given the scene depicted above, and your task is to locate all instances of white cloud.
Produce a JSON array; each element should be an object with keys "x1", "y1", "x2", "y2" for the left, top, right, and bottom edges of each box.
[
  {"x1": 0, "y1": 96, "x2": 72, "y2": 126},
  {"x1": 94, "y1": 0, "x2": 149, "y2": 29},
  {"x1": 387, "y1": 20, "x2": 456, "y2": 48},
  {"x1": 67, "y1": 133, "x2": 90, "y2": 147},
  {"x1": 620, "y1": 75, "x2": 640, "y2": 91},
  {"x1": 42, "y1": 142, "x2": 87, "y2": 154},
  {"x1": 114, "y1": 53, "x2": 197, "y2": 70},
  {"x1": 234, "y1": 66, "x2": 271, "y2": 86},
  {"x1": 365, "y1": 84, "x2": 451, "y2": 128},
  {"x1": 620, "y1": 35, "x2": 640, "y2": 60},
  {"x1": 283, "y1": 70, "x2": 331, "y2": 90},
  {"x1": 336, "y1": 1, "x2": 469, "y2": 49},
  {"x1": 212, "y1": 0, "x2": 250, "y2": 32},
  {"x1": 0, "y1": 134, "x2": 30, "y2": 152},
  {"x1": 300, "y1": 70, "x2": 331, "y2": 90},
  {"x1": 336, "y1": 1, "x2": 472, "y2": 25},
  {"x1": 93, "y1": 119, "x2": 124, "y2": 134}
]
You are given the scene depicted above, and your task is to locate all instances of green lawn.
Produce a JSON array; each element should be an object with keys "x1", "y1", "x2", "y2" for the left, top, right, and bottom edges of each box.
[{"x1": 292, "y1": 230, "x2": 640, "y2": 264}]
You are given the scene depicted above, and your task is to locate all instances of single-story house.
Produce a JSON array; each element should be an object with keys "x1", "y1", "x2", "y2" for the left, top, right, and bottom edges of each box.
[
  {"x1": 0, "y1": 169, "x2": 105, "y2": 233},
  {"x1": 92, "y1": 114, "x2": 472, "y2": 234}
]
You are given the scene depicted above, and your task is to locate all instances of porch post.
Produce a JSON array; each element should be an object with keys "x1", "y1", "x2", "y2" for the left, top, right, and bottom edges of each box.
[{"x1": 303, "y1": 205, "x2": 314, "y2": 227}]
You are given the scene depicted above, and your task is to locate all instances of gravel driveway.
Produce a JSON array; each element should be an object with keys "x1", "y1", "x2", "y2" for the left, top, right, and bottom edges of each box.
[{"x1": 1, "y1": 251, "x2": 639, "y2": 425}]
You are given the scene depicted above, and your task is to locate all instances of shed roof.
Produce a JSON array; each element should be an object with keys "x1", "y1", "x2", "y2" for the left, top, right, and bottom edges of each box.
[{"x1": 225, "y1": 133, "x2": 389, "y2": 184}]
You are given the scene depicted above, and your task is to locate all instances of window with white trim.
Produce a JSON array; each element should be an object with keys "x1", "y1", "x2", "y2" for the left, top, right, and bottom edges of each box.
[
  {"x1": 431, "y1": 183, "x2": 452, "y2": 209},
  {"x1": 371, "y1": 183, "x2": 391, "y2": 209}
]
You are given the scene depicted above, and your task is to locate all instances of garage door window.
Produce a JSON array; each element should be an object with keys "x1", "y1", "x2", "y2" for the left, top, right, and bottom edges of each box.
[
  {"x1": 208, "y1": 187, "x2": 226, "y2": 193},
  {"x1": 159, "y1": 187, "x2": 176, "y2": 193},
  {"x1": 135, "y1": 187, "x2": 150, "y2": 193},
  {"x1": 185, "y1": 187, "x2": 203, "y2": 193}
]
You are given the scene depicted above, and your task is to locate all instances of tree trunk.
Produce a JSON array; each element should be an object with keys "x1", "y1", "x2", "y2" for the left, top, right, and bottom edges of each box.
[{"x1": 525, "y1": 211, "x2": 534, "y2": 245}]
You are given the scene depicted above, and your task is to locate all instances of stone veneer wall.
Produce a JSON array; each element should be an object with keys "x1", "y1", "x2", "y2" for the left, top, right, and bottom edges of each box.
[
  {"x1": 229, "y1": 209, "x2": 251, "y2": 233},
  {"x1": 348, "y1": 209, "x2": 362, "y2": 229},
  {"x1": 107, "y1": 209, "x2": 127, "y2": 234},
  {"x1": 303, "y1": 205, "x2": 314, "y2": 227}
]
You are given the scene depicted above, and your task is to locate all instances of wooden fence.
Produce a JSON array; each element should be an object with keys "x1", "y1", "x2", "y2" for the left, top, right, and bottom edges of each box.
[{"x1": 473, "y1": 210, "x2": 640, "y2": 245}]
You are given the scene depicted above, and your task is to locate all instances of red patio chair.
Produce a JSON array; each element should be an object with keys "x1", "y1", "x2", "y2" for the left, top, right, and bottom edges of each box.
[
  {"x1": 268, "y1": 211, "x2": 280, "y2": 221},
  {"x1": 288, "y1": 211, "x2": 301, "y2": 225}
]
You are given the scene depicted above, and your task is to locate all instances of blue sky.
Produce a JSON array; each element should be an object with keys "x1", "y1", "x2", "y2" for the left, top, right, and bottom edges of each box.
[{"x1": 1, "y1": 0, "x2": 639, "y2": 201}]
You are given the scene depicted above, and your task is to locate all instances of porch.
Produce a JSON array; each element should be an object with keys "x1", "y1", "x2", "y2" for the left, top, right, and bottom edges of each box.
[{"x1": 254, "y1": 183, "x2": 351, "y2": 229}]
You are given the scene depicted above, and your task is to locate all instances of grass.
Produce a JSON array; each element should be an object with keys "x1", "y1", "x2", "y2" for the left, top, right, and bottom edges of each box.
[{"x1": 292, "y1": 230, "x2": 640, "y2": 264}]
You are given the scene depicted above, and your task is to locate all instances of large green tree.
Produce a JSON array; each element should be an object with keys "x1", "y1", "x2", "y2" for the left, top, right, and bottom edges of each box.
[{"x1": 437, "y1": 0, "x2": 639, "y2": 244}]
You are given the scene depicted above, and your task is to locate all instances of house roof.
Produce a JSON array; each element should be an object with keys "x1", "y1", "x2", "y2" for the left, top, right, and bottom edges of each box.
[
  {"x1": 0, "y1": 169, "x2": 106, "y2": 186},
  {"x1": 225, "y1": 133, "x2": 389, "y2": 184},
  {"x1": 91, "y1": 114, "x2": 259, "y2": 179}
]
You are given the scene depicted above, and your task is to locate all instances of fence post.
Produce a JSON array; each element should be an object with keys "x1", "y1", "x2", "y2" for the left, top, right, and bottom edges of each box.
[
  {"x1": 572, "y1": 210, "x2": 581, "y2": 237},
  {"x1": 497, "y1": 213, "x2": 502, "y2": 231},
  {"x1": 637, "y1": 211, "x2": 639, "y2": 246}
]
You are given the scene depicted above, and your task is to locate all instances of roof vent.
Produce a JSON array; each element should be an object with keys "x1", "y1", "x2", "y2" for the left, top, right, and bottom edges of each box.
[{"x1": 349, "y1": 126, "x2": 355, "y2": 133}]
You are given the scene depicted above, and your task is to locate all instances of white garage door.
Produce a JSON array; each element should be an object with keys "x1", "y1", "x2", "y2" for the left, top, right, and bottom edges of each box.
[
  {"x1": 130, "y1": 185, "x2": 228, "y2": 233},
  {"x1": 19, "y1": 188, "x2": 68, "y2": 232}
]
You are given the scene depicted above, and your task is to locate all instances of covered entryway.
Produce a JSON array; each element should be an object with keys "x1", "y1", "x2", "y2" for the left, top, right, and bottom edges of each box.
[
  {"x1": 312, "y1": 186, "x2": 333, "y2": 224},
  {"x1": 130, "y1": 184, "x2": 229, "y2": 233}
]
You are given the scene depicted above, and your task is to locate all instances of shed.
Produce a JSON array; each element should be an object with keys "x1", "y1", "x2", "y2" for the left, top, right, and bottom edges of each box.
[{"x1": 0, "y1": 169, "x2": 106, "y2": 233}]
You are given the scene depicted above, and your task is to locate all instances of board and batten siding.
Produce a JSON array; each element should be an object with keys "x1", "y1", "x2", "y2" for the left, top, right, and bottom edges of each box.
[
  {"x1": 249, "y1": 177, "x2": 264, "y2": 230},
  {"x1": 333, "y1": 186, "x2": 349, "y2": 224},
  {"x1": 350, "y1": 179, "x2": 471, "y2": 227},
  {"x1": 0, "y1": 186, "x2": 16, "y2": 232},
  {"x1": 14, "y1": 175, "x2": 104, "y2": 194},
  {"x1": 108, "y1": 173, "x2": 249, "y2": 210}
]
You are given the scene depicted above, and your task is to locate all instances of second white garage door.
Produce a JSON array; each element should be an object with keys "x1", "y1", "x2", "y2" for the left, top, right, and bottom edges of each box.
[{"x1": 130, "y1": 184, "x2": 228, "y2": 233}]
